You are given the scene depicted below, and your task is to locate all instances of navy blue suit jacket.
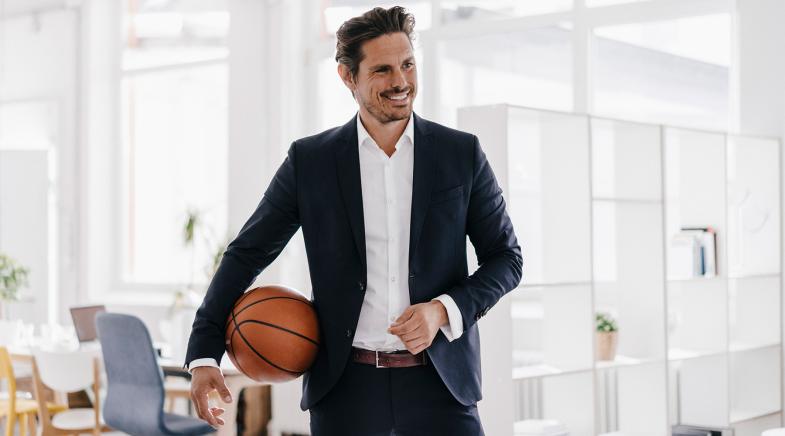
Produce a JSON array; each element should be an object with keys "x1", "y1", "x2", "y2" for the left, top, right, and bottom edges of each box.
[{"x1": 185, "y1": 112, "x2": 522, "y2": 411}]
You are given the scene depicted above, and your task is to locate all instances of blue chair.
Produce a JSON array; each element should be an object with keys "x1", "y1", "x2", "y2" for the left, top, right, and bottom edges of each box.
[{"x1": 96, "y1": 312, "x2": 215, "y2": 436}]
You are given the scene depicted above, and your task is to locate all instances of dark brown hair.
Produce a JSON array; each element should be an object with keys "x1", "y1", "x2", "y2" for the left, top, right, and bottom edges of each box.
[{"x1": 335, "y1": 6, "x2": 416, "y2": 79}]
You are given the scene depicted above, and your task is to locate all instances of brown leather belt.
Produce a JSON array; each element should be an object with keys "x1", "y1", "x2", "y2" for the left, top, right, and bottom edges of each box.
[{"x1": 351, "y1": 347, "x2": 428, "y2": 368}]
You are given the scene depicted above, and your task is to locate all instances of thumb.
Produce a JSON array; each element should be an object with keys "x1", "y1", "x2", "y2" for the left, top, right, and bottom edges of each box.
[{"x1": 395, "y1": 306, "x2": 415, "y2": 324}]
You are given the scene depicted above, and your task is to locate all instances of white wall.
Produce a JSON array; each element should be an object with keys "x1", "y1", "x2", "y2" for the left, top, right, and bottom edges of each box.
[
  {"x1": 0, "y1": 5, "x2": 80, "y2": 324},
  {"x1": 734, "y1": 0, "x2": 785, "y2": 424}
]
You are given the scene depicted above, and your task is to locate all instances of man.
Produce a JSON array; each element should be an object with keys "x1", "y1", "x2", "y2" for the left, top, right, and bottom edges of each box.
[{"x1": 185, "y1": 6, "x2": 522, "y2": 436}]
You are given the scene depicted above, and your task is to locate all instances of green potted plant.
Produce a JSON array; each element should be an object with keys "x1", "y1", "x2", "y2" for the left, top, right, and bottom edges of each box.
[
  {"x1": 161, "y1": 207, "x2": 230, "y2": 361},
  {"x1": 0, "y1": 253, "x2": 30, "y2": 320},
  {"x1": 595, "y1": 311, "x2": 618, "y2": 361}
]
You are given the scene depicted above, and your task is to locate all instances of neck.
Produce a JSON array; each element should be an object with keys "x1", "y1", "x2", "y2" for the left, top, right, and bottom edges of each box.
[{"x1": 358, "y1": 109, "x2": 410, "y2": 151}]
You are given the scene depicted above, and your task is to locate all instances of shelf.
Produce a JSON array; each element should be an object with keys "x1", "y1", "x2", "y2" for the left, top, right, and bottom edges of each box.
[
  {"x1": 729, "y1": 341, "x2": 781, "y2": 353},
  {"x1": 730, "y1": 408, "x2": 782, "y2": 424},
  {"x1": 592, "y1": 196, "x2": 662, "y2": 204},
  {"x1": 667, "y1": 276, "x2": 723, "y2": 283},
  {"x1": 459, "y1": 105, "x2": 782, "y2": 436},
  {"x1": 728, "y1": 272, "x2": 781, "y2": 280},
  {"x1": 512, "y1": 364, "x2": 593, "y2": 380},
  {"x1": 667, "y1": 347, "x2": 726, "y2": 362},
  {"x1": 595, "y1": 354, "x2": 662, "y2": 370},
  {"x1": 518, "y1": 281, "x2": 593, "y2": 289}
]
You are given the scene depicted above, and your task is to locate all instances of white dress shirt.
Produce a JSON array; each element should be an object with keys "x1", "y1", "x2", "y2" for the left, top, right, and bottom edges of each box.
[
  {"x1": 189, "y1": 112, "x2": 463, "y2": 371},
  {"x1": 353, "y1": 112, "x2": 462, "y2": 351}
]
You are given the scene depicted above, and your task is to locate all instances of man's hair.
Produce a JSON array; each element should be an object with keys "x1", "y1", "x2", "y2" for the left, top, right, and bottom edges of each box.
[{"x1": 335, "y1": 6, "x2": 416, "y2": 79}]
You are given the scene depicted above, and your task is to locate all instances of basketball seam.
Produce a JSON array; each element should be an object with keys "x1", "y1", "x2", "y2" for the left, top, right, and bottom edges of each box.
[
  {"x1": 231, "y1": 296, "x2": 313, "y2": 323},
  {"x1": 235, "y1": 319, "x2": 319, "y2": 347},
  {"x1": 228, "y1": 327, "x2": 252, "y2": 378},
  {"x1": 230, "y1": 312, "x2": 305, "y2": 376}
]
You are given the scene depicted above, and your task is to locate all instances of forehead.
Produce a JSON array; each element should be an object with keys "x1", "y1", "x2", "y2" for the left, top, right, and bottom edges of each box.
[{"x1": 359, "y1": 32, "x2": 414, "y2": 67}]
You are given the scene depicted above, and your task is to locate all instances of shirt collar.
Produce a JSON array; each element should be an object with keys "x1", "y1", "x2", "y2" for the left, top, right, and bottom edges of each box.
[{"x1": 356, "y1": 112, "x2": 414, "y2": 151}]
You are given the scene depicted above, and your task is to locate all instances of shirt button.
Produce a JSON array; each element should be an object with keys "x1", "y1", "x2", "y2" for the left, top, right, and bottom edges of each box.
[{"x1": 391, "y1": 276, "x2": 396, "y2": 282}]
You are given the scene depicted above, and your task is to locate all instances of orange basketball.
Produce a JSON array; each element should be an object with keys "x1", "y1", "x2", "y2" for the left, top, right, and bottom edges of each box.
[{"x1": 225, "y1": 285, "x2": 320, "y2": 383}]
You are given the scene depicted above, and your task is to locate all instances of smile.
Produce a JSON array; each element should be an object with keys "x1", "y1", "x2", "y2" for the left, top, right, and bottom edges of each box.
[{"x1": 384, "y1": 91, "x2": 409, "y2": 102}]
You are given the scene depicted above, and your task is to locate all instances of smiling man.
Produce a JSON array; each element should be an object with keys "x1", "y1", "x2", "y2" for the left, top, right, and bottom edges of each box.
[{"x1": 185, "y1": 6, "x2": 522, "y2": 436}]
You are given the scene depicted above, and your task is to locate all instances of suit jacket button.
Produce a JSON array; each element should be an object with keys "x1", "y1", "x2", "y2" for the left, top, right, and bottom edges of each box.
[
  {"x1": 346, "y1": 329, "x2": 352, "y2": 338},
  {"x1": 357, "y1": 281, "x2": 365, "y2": 291}
]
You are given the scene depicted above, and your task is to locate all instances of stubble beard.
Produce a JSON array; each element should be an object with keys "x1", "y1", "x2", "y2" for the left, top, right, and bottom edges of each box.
[{"x1": 357, "y1": 89, "x2": 414, "y2": 125}]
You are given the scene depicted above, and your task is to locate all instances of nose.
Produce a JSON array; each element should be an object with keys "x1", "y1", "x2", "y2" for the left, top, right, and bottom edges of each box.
[{"x1": 390, "y1": 67, "x2": 408, "y2": 90}]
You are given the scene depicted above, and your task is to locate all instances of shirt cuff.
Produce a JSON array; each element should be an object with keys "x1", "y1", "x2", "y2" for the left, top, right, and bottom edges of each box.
[
  {"x1": 433, "y1": 294, "x2": 464, "y2": 342},
  {"x1": 188, "y1": 358, "x2": 220, "y2": 374}
]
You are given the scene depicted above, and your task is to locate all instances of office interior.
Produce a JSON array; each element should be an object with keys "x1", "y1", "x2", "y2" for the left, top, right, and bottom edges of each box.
[{"x1": 1, "y1": 0, "x2": 785, "y2": 435}]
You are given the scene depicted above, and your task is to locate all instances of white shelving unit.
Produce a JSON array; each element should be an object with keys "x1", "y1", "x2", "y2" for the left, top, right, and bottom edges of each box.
[{"x1": 460, "y1": 104, "x2": 782, "y2": 436}]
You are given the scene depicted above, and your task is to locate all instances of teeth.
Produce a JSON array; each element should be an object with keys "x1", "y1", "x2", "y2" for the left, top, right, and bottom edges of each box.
[{"x1": 386, "y1": 93, "x2": 408, "y2": 100}]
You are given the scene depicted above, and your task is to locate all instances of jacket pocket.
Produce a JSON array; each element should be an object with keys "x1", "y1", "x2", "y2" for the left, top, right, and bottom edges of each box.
[{"x1": 430, "y1": 184, "x2": 463, "y2": 205}]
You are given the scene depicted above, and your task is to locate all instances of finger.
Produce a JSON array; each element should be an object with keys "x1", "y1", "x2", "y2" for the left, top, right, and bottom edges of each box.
[
  {"x1": 392, "y1": 306, "x2": 415, "y2": 325},
  {"x1": 214, "y1": 378, "x2": 233, "y2": 403},
  {"x1": 389, "y1": 318, "x2": 422, "y2": 336},
  {"x1": 406, "y1": 337, "x2": 427, "y2": 348},
  {"x1": 210, "y1": 408, "x2": 225, "y2": 426},
  {"x1": 390, "y1": 309, "x2": 421, "y2": 330},
  {"x1": 411, "y1": 343, "x2": 427, "y2": 355},
  {"x1": 400, "y1": 330, "x2": 424, "y2": 342},
  {"x1": 409, "y1": 340, "x2": 429, "y2": 354},
  {"x1": 193, "y1": 392, "x2": 217, "y2": 426}
]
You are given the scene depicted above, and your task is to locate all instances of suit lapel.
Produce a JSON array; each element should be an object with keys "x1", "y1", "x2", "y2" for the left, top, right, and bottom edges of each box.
[
  {"x1": 408, "y1": 113, "x2": 434, "y2": 272},
  {"x1": 334, "y1": 114, "x2": 367, "y2": 273},
  {"x1": 334, "y1": 112, "x2": 434, "y2": 279}
]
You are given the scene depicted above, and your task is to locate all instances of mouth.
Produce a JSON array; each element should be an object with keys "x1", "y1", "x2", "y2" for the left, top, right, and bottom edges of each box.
[{"x1": 382, "y1": 90, "x2": 411, "y2": 105}]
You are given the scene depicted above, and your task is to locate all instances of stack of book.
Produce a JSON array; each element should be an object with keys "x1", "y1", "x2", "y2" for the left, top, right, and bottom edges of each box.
[{"x1": 670, "y1": 227, "x2": 717, "y2": 278}]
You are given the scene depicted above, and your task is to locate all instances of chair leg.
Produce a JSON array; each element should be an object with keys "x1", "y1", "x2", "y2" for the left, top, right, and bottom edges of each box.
[
  {"x1": 19, "y1": 414, "x2": 27, "y2": 436},
  {"x1": 27, "y1": 413, "x2": 36, "y2": 436},
  {"x1": 4, "y1": 414, "x2": 15, "y2": 436}
]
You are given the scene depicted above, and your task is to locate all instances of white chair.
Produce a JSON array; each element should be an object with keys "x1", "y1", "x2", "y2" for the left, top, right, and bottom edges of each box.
[{"x1": 31, "y1": 348, "x2": 112, "y2": 436}]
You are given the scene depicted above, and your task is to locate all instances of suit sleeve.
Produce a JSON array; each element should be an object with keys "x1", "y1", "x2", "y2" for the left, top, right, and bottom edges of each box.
[
  {"x1": 185, "y1": 142, "x2": 301, "y2": 367},
  {"x1": 446, "y1": 135, "x2": 523, "y2": 332}
]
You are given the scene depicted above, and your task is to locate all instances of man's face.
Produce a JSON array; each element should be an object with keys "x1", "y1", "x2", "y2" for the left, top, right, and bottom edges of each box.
[{"x1": 340, "y1": 32, "x2": 417, "y2": 124}]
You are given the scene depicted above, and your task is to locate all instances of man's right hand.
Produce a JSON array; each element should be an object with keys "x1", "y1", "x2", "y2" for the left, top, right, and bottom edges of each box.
[{"x1": 190, "y1": 366, "x2": 233, "y2": 427}]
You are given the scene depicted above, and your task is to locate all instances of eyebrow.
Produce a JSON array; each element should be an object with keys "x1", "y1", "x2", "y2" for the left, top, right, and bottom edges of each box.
[{"x1": 368, "y1": 56, "x2": 416, "y2": 70}]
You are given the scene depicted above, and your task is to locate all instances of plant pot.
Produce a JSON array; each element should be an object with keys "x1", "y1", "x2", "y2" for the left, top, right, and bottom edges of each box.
[{"x1": 596, "y1": 331, "x2": 618, "y2": 361}]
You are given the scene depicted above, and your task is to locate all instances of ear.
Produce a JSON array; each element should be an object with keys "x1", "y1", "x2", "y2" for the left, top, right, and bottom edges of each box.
[{"x1": 337, "y1": 63, "x2": 356, "y2": 92}]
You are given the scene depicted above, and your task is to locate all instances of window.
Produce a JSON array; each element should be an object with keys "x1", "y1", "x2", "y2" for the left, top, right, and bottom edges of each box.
[
  {"x1": 592, "y1": 14, "x2": 731, "y2": 130},
  {"x1": 321, "y1": 1, "x2": 432, "y2": 37},
  {"x1": 440, "y1": 0, "x2": 572, "y2": 23},
  {"x1": 120, "y1": 0, "x2": 229, "y2": 286},
  {"x1": 436, "y1": 26, "x2": 573, "y2": 126}
]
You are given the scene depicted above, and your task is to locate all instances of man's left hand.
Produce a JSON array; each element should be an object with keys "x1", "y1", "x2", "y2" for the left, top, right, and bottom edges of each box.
[{"x1": 387, "y1": 301, "x2": 449, "y2": 354}]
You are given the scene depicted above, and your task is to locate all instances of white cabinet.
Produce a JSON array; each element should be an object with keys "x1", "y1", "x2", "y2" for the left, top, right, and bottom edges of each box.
[{"x1": 458, "y1": 104, "x2": 782, "y2": 436}]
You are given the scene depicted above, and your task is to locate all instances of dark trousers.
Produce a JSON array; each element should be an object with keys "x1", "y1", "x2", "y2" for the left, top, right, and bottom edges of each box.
[{"x1": 308, "y1": 358, "x2": 485, "y2": 436}]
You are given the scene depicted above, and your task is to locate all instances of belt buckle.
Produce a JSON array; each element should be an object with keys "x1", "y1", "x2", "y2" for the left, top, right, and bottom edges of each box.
[{"x1": 375, "y1": 350, "x2": 385, "y2": 368}]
